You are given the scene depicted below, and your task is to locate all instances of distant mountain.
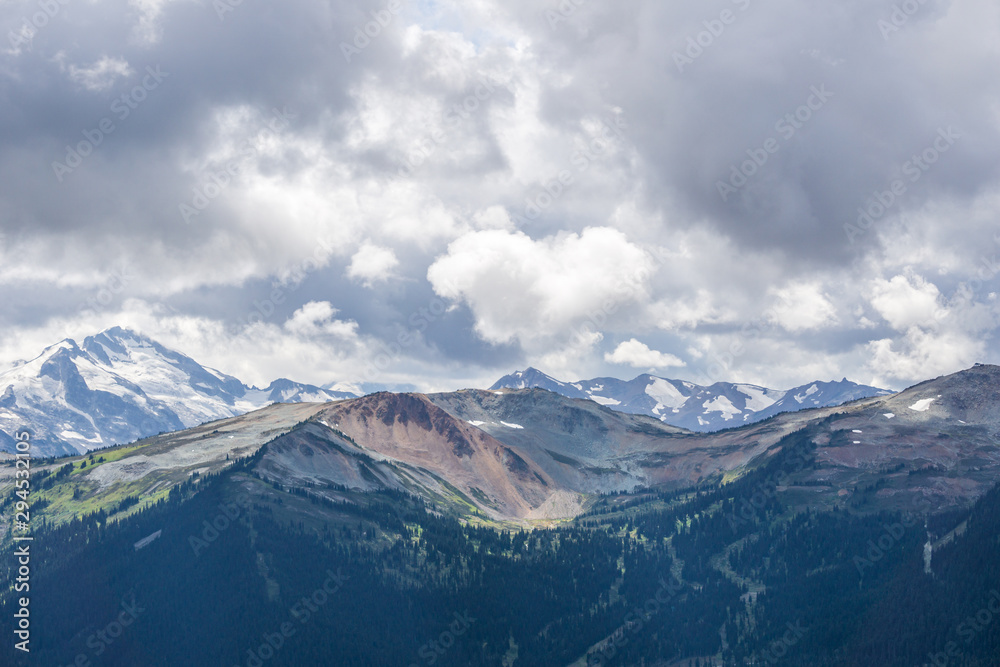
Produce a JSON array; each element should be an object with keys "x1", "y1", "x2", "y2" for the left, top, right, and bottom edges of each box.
[
  {"x1": 321, "y1": 379, "x2": 421, "y2": 396},
  {"x1": 0, "y1": 327, "x2": 358, "y2": 455},
  {"x1": 490, "y1": 367, "x2": 892, "y2": 432}
]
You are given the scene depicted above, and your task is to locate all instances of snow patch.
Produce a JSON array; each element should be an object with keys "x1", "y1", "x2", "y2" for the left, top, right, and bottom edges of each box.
[
  {"x1": 736, "y1": 384, "x2": 781, "y2": 412},
  {"x1": 60, "y1": 429, "x2": 102, "y2": 444},
  {"x1": 589, "y1": 395, "x2": 621, "y2": 407},
  {"x1": 884, "y1": 413, "x2": 895, "y2": 419},
  {"x1": 645, "y1": 378, "x2": 687, "y2": 409},
  {"x1": 467, "y1": 420, "x2": 486, "y2": 427},
  {"x1": 793, "y1": 384, "x2": 819, "y2": 404},
  {"x1": 325, "y1": 381, "x2": 363, "y2": 396},
  {"x1": 500, "y1": 421, "x2": 524, "y2": 429},
  {"x1": 908, "y1": 397, "x2": 938, "y2": 412},
  {"x1": 702, "y1": 395, "x2": 741, "y2": 420}
]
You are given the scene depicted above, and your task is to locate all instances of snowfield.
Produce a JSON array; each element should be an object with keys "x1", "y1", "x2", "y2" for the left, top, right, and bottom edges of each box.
[{"x1": 908, "y1": 397, "x2": 939, "y2": 412}]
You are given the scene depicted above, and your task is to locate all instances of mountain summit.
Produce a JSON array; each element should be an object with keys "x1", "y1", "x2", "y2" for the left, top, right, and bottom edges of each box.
[
  {"x1": 0, "y1": 327, "x2": 357, "y2": 455},
  {"x1": 490, "y1": 367, "x2": 891, "y2": 432}
]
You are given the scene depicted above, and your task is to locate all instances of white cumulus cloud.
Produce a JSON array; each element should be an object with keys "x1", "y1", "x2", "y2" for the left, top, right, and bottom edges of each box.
[
  {"x1": 346, "y1": 243, "x2": 399, "y2": 287},
  {"x1": 869, "y1": 274, "x2": 944, "y2": 331},
  {"x1": 867, "y1": 328, "x2": 984, "y2": 387},
  {"x1": 283, "y1": 301, "x2": 360, "y2": 339},
  {"x1": 769, "y1": 283, "x2": 838, "y2": 332},
  {"x1": 427, "y1": 227, "x2": 657, "y2": 346},
  {"x1": 605, "y1": 339, "x2": 685, "y2": 369}
]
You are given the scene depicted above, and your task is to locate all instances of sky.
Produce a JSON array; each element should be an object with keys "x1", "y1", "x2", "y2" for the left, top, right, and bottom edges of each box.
[{"x1": 1, "y1": 0, "x2": 999, "y2": 394}]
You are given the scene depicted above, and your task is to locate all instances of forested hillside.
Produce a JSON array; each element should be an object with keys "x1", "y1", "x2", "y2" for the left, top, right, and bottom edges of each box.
[{"x1": 2, "y1": 425, "x2": 997, "y2": 666}]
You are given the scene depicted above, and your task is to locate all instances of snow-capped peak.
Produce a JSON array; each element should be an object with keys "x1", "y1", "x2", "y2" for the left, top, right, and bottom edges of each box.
[
  {"x1": 489, "y1": 368, "x2": 892, "y2": 433},
  {"x1": 0, "y1": 328, "x2": 360, "y2": 455}
]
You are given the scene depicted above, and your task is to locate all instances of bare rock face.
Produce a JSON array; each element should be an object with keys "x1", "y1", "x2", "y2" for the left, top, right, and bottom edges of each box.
[{"x1": 307, "y1": 393, "x2": 557, "y2": 519}]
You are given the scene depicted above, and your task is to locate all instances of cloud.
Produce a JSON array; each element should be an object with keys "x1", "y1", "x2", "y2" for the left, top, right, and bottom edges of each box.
[
  {"x1": 869, "y1": 274, "x2": 944, "y2": 331},
  {"x1": 128, "y1": 0, "x2": 177, "y2": 45},
  {"x1": 346, "y1": 243, "x2": 399, "y2": 287},
  {"x1": 867, "y1": 327, "x2": 985, "y2": 388},
  {"x1": 0, "y1": 0, "x2": 998, "y2": 395},
  {"x1": 427, "y1": 227, "x2": 657, "y2": 346},
  {"x1": 283, "y1": 301, "x2": 360, "y2": 339},
  {"x1": 651, "y1": 289, "x2": 734, "y2": 331},
  {"x1": 769, "y1": 283, "x2": 838, "y2": 332},
  {"x1": 64, "y1": 56, "x2": 134, "y2": 91},
  {"x1": 605, "y1": 339, "x2": 686, "y2": 369},
  {"x1": 16, "y1": 297, "x2": 373, "y2": 389}
]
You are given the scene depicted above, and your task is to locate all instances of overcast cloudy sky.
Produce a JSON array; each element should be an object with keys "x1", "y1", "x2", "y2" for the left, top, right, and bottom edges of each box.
[{"x1": 1, "y1": 0, "x2": 998, "y2": 393}]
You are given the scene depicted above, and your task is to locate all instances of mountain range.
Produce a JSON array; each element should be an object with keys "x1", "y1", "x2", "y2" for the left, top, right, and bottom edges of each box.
[
  {"x1": 17, "y1": 362, "x2": 997, "y2": 522},
  {"x1": 0, "y1": 328, "x2": 895, "y2": 457},
  {"x1": 0, "y1": 327, "x2": 356, "y2": 455},
  {"x1": 491, "y1": 367, "x2": 892, "y2": 432}
]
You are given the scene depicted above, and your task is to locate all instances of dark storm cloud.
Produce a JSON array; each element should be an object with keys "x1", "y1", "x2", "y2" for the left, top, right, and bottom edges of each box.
[
  {"x1": 497, "y1": 0, "x2": 1000, "y2": 264},
  {"x1": 0, "y1": 0, "x2": 391, "y2": 243}
]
